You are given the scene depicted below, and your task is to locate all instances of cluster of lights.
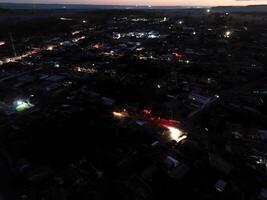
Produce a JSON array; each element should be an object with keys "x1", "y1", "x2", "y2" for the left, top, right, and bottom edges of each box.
[
  {"x1": 126, "y1": 31, "x2": 160, "y2": 39},
  {"x1": 137, "y1": 54, "x2": 155, "y2": 60},
  {"x1": 74, "y1": 66, "x2": 98, "y2": 74},
  {"x1": 72, "y1": 36, "x2": 86, "y2": 43},
  {"x1": 1, "y1": 49, "x2": 38, "y2": 64},
  {"x1": 0, "y1": 41, "x2": 5, "y2": 46},
  {"x1": 131, "y1": 18, "x2": 148, "y2": 22}
]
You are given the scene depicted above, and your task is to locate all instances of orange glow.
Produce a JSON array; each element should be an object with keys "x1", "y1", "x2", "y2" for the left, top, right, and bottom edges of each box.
[
  {"x1": 92, "y1": 43, "x2": 101, "y2": 49},
  {"x1": 113, "y1": 111, "x2": 128, "y2": 118}
]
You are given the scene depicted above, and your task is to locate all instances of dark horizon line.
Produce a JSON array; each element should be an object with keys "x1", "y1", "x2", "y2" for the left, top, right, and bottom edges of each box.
[{"x1": 1, "y1": 2, "x2": 266, "y2": 7}]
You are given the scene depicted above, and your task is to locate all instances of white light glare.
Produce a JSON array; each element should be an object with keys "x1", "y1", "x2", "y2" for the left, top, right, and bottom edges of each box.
[
  {"x1": 167, "y1": 127, "x2": 187, "y2": 143},
  {"x1": 16, "y1": 100, "x2": 23, "y2": 105}
]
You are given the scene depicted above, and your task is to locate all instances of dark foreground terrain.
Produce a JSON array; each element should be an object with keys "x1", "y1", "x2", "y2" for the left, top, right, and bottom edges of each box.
[{"x1": 0, "y1": 8, "x2": 267, "y2": 200}]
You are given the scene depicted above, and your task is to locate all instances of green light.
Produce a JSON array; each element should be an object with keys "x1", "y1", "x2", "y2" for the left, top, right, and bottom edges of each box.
[{"x1": 14, "y1": 100, "x2": 34, "y2": 112}]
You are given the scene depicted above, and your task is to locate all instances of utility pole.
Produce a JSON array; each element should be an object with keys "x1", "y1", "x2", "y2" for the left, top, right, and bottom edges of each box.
[{"x1": 9, "y1": 33, "x2": 17, "y2": 57}]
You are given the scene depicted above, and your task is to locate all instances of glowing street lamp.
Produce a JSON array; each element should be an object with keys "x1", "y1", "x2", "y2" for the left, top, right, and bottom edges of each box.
[
  {"x1": 113, "y1": 110, "x2": 128, "y2": 118},
  {"x1": 224, "y1": 31, "x2": 231, "y2": 38},
  {"x1": 47, "y1": 46, "x2": 54, "y2": 51}
]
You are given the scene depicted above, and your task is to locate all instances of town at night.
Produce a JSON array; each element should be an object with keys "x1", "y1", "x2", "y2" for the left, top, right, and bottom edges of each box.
[{"x1": 0, "y1": 2, "x2": 267, "y2": 200}]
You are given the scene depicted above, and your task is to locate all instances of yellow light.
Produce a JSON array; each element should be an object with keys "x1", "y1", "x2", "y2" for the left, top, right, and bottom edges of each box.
[
  {"x1": 47, "y1": 46, "x2": 54, "y2": 51},
  {"x1": 113, "y1": 111, "x2": 126, "y2": 118}
]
